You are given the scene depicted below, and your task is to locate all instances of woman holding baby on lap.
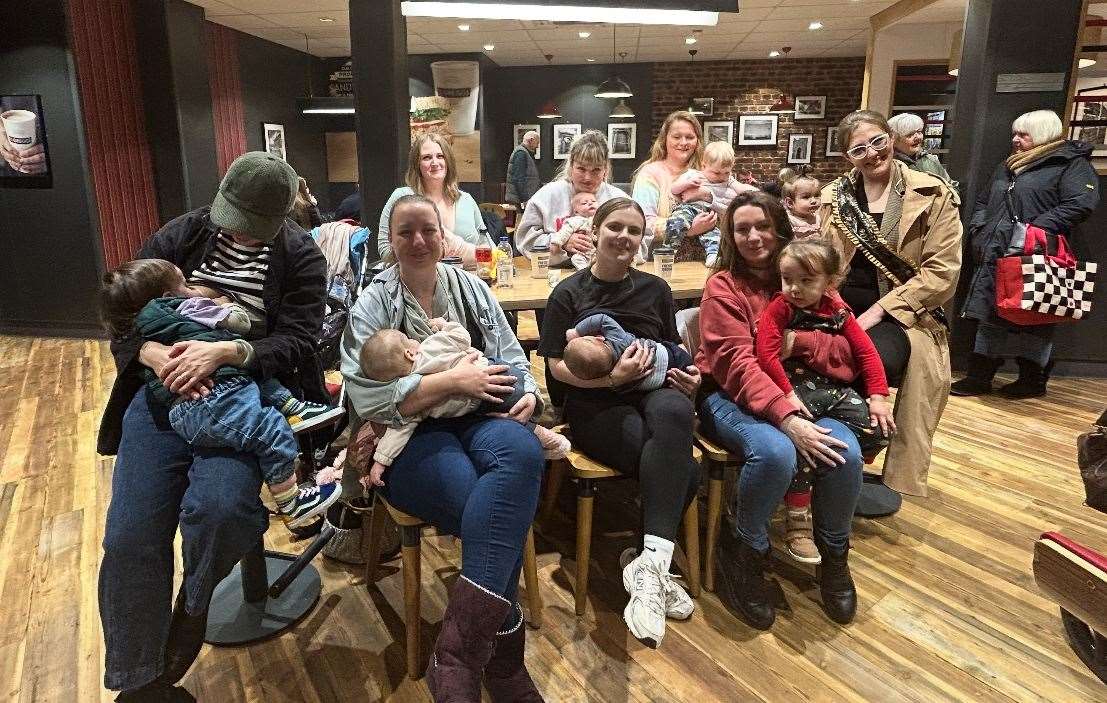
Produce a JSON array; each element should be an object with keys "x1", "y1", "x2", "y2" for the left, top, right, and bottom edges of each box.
[
  {"x1": 538, "y1": 196, "x2": 702, "y2": 650},
  {"x1": 632, "y1": 110, "x2": 754, "y2": 264},
  {"x1": 340, "y1": 193, "x2": 549, "y2": 701},
  {"x1": 515, "y1": 130, "x2": 628, "y2": 268}
]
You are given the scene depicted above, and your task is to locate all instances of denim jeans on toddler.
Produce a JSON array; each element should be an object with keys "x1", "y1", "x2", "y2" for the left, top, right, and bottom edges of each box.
[{"x1": 169, "y1": 375, "x2": 300, "y2": 485}]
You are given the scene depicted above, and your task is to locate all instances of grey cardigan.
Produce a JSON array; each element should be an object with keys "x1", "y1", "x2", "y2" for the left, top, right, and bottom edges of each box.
[{"x1": 340, "y1": 262, "x2": 541, "y2": 427}]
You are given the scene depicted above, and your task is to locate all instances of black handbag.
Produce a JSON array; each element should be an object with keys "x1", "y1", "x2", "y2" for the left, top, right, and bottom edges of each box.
[{"x1": 1077, "y1": 408, "x2": 1107, "y2": 513}]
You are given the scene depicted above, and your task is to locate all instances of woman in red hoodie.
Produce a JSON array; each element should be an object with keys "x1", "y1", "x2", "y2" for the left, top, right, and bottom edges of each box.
[{"x1": 696, "y1": 191, "x2": 863, "y2": 631}]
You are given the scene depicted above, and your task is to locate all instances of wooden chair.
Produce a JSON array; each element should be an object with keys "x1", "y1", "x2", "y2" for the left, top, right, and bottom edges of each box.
[
  {"x1": 364, "y1": 492, "x2": 543, "y2": 679},
  {"x1": 694, "y1": 430, "x2": 743, "y2": 593},
  {"x1": 541, "y1": 426, "x2": 703, "y2": 616}
]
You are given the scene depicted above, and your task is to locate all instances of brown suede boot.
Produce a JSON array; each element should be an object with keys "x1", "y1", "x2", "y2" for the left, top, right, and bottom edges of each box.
[
  {"x1": 426, "y1": 575, "x2": 512, "y2": 702},
  {"x1": 483, "y1": 604, "x2": 544, "y2": 702}
]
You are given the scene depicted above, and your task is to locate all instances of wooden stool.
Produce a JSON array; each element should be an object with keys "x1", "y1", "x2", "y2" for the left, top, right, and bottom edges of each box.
[
  {"x1": 693, "y1": 430, "x2": 743, "y2": 593},
  {"x1": 542, "y1": 426, "x2": 703, "y2": 617},
  {"x1": 364, "y1": 493, "x2": 543, "y2": 680}
]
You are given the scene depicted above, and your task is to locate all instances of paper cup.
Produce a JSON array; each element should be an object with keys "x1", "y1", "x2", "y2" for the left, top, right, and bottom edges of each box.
[
  {"x1": 1, "y1": 110, "x2": 37, "y2": 150},
  {"x1": 431, "y1": 61, "x2": 479, "y2": 135}
]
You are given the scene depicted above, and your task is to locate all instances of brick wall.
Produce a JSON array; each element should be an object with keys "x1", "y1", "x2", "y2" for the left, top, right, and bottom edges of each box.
[{"x1": 652, "y1": 57, "x2": 865, "y2": 185}]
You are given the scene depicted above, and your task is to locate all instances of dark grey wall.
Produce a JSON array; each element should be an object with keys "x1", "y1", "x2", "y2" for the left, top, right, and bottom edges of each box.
[
  {"x1": 0, "y1": 0, "x2": 103, "y2": 335},
  {"x1": 483, "y1": 62, "x2": 654, "y2": 190},
  {"x1": 237, "y1": 32, "x2": 332, "y2": 211}
]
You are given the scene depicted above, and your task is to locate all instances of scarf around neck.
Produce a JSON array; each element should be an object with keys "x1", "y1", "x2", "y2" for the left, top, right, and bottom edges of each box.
[
  {"x1": 1006, "y1": 138, "x2": 1066, "y2": 175},
  {"x1": 830, "y1": 164, "x2": 913, "y2": 293}
]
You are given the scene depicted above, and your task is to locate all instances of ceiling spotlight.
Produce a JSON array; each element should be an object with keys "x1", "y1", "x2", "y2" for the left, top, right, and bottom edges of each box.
[
  {"x1": 769, "y1": 50, "x2": 780, "y2": 57},
  {"x1": 587, "y1": 57, "x2": 595, "y2": 62},
  {"x1": 319, "y1": 17, "x2": 335, "y2": 22},
  {"x1": 809, "y1": 21, "x2": 824, "y2": 31},
  {"x1": 685, "y1": 35, "x2": 698, "y2": 45},
  {"x1": 458, "y1": 23, "x2": 470, "y2": 31},
  {"x1": 483, "y1": 43, "x2": 494, "y2": 50},
  {"x1": 579, "y1": 31, "x2": 591, "y2": 38},
  {"x1": 1080, "y1": 57, "x2": 1098, "y2": 68}
]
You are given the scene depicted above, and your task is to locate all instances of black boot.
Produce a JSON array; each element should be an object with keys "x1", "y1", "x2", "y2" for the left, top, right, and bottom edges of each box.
[
  {"x1": 483, "y1": 605, "x2": 544, "y2": 702},
  {"x1": 425, "y1": 575, "x2": 513, "y2": 702},
  {"x1": 159, "y1": 590, "x2": 209, "y2": 686},
  {"x1": 997, "y1": 358, "x2": 1049, "y2": 399},
  {"x1": 715, "y1": 531, "x2": 775, "y2": 630},
  {"x1": 116, "y1": 682, "x2": 196, "y2": 702},
  {"x1": 950, "y1": 353, "x2": 1001, "y2": 396},
  {"x1": 816, "y1": 539, "x2": 856, "y2": 624}
]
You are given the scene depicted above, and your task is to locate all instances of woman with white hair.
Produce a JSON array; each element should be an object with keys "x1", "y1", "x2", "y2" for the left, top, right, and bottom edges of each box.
[
  {"x1": 887, "y1": 112, "x2": 957, "y2": 189},
  {"x1": 955, "y1": 109, "x2": 1099, "y2": 398}
]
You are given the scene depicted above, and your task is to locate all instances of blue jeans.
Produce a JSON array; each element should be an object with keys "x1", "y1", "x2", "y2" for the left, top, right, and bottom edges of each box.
[
  {"x1": 99, "y1": 390, "x2": 269, "y2": 691},
  {"x1": 974, "y1": 320, "x2": 1054, "y2": 366},
  {"x1": 698, "y1": 390, "x2": 862, "y2": 552},
  {"x1": 169, "y1": 376, "x2": 299, "y2": 486},
  {"x1": 380, "y1": 414, "x2": 544, "y2": 602}
]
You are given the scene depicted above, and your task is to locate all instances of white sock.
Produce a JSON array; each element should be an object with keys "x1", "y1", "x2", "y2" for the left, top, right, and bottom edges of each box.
[{"x1": 641, "y1": 534, "x2": 675, "y2": 573}]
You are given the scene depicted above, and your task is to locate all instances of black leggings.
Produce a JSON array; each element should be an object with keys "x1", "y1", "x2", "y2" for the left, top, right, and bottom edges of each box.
[
  {"x1": 866, "y1": 319, "x2": 911, "y2": 388},
  {"x1": 566, "y1": 388, "x2": 701, "y2": 541}
]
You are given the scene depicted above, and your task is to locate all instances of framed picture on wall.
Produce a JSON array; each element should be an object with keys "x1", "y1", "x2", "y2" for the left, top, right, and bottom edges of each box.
[
  {"x1": 691, "y1": 98, "x2": 714, "y2": 117},
  {"x1": 513, "y1": 123, "x2": 540, "y2": 159},
  {"x1": 607, "y1": 123, "x2": 637, "y2": 159},
  {"x1": 794, "y1": 96, "x2": 826, "y2": 120},
  {"x1": 825, "y1": 126, "x2": 842, "y2": 157},
  {"x1": 0, "y1": 94, "x2": 52, "y2": 189},
  {"x1": 704, "y1": 120, "x2": 734, "y2": 145},
  {"x1": 788, "y1": 134, "x2": 813, "y2": 164},
  {"x1": 553, "y1": 123, "x2": 581, "y2": 160},
  {"x1": 738, "y1": 114, "x2": 778, "y2": 146},
  {"x1": 263, "y1": 123, "x2": 286, "y2": 161}
]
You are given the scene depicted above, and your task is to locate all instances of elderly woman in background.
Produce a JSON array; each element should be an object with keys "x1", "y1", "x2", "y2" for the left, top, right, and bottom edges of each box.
[
  {"x1": 377, "y1": 133, "x2": 492, "y2": 266},
  {"x1": 955, "y1": 109, "x2": 1099, "y2": 398},
  {"x1": 515, "y1": 129, "x2": 627, "y2": 266},
  {"x1": 887, "y1": 113, "x2": 957, "y2": 192},
  {"x1": 821, "y1": 109, "x2": 962, "y2": 498},
  {"x1": 632, "y1": 110, "x2": 715, "y2": 262}
]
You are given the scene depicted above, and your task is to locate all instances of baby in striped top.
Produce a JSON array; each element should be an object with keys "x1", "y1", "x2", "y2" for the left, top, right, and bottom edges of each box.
[{"x1": 99, "y1": 258, "x2": 344, "y2": 528}]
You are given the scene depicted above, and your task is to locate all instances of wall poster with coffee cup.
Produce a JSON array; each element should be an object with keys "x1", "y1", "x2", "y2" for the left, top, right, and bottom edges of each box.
[{"x1": 0, "y1": 95, "x2": 51, "y2": 188}]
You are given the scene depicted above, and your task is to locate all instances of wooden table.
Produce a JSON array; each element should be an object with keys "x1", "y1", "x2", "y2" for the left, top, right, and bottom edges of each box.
[{"x1": 492, "y1": 259, "x2": 712, "y2": 312}]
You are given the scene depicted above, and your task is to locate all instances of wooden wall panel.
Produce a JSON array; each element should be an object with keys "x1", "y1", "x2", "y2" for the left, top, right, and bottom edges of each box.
[
  {"x1": 67, "y1": 0, "x2": 160, "y2": 270},
  {"x1": 205, "y1": 22, "x2": 247, "y2": 177}
]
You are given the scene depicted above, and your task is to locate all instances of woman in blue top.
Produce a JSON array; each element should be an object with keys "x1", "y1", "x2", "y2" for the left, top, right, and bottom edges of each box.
[
  {"x1": 342, "y1": 193, "x2": 544, "y2": 700},
  {"x1": 377, "y1": 133, "x2": 491, "y2": 265}
]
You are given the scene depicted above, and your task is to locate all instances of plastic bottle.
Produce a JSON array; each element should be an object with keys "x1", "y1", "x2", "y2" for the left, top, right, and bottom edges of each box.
[{"x1": 496, "y1": 236, "x2": 514, "y2": 288}]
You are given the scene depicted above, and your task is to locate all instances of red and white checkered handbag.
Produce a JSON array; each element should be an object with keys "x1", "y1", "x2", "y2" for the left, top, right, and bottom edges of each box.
[{"x1": 995, "y1": 225, "x2": 1097, "y2": 325}]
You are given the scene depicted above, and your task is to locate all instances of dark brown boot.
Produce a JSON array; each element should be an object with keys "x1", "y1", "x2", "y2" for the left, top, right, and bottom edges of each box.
[
  {"x1": 426, "y1": 575, "x2": 512, "y2": 702},
  {"x1": 484, "y1": 605, "x2": 543, "y2": 702}
]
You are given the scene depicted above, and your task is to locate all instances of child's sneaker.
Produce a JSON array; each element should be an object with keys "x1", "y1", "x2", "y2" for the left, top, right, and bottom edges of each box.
[
  {"x1": 785, "y1": 507, "x2": 821, "y2": 564},
  {"x1": 281, "y1": 482, "x2": 343, "y2": 528},
  {"x1": 280, "y1": 397, "x2": 344, "y2": 433},
  {"x1": 533, "y1": 425, "x2": 571, "y2": 460}
]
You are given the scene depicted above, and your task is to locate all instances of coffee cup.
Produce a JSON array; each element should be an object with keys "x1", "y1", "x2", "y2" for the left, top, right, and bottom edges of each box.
[
  {"x1": 430, "y1": 61, "x2": 480, "y2": 135},
  {"x1": 1, "y1": 110, "x2": 37, "y2": 151}
]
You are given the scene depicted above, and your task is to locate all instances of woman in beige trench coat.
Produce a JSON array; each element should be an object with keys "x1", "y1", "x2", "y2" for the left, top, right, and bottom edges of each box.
[{"x1": 819, "y1": 110, "x2": 963, "y2": 497}]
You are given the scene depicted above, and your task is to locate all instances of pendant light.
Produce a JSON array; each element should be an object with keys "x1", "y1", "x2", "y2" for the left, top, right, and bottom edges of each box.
[
  {"x1": 608, "y1": 53, "x2": 635, "y2": 117},
  {"x1": 595, "y1": 26, "x2": 633, "y2": 98},
  {"x1": 537, "y1": 55, "x2": 562, "y2": 119},
  {"x1": 685, "y1": 50, "x2": 704, "y2": 115}
]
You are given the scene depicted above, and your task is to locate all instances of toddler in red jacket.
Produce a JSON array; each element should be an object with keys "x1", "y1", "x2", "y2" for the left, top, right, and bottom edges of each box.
[{"x1": 756, "y1": 239, "x2": 895, "y2": 564}]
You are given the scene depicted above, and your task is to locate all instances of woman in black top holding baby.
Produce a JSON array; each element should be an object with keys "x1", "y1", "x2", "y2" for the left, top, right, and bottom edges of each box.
[{"x1": 539, "y1": 197, "x2": 701, "y2": 650}]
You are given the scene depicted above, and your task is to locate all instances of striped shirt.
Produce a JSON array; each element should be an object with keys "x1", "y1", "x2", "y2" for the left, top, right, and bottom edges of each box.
[{"x1": 188, "y1": 231, "x2": 271, "y2": 329}]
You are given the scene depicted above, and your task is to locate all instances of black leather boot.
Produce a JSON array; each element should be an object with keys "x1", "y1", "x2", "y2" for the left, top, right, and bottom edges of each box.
[
  {"x1": 115, "y1": 682, "x2": 196, "y2": 702},
  {"x1": 950, "y1": 353, "x2": 1001, "y2": 396},
  {"x1": 159, "y1": 589, "x2": 209, "y2": 686},
  {"x1": 997, "y1": 358, "x2": 1049, "y2": 398},
  {"x1": 715, "y1": 530, "x2": 775, "y2": 630},
  {"x1": 816, "y1": 539, "x2": 857, "y2": 624}
]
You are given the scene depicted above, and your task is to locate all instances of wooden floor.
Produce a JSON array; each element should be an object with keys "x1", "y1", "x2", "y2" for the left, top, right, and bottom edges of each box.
[{"x1": 2, "y1": 333, "x2": 1106, "y2": 702}]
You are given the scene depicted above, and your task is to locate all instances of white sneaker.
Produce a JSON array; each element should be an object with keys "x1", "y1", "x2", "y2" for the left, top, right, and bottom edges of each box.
[
  {"x1": 620, "y1": 547, "x2": 694, "y2": 621},
  {"x1": 621, "y1": 549, "x2": 669, "y2": 648}
]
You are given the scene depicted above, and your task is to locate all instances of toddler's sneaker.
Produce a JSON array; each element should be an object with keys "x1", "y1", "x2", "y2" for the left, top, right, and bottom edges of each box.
[
  {"x1": 282, "y1": 482, "x2": 343, "y2": 528},
  {"x1": 534, "y1": 425, "x2": 571, "y2": 460},
  {"x1": 620, "y1": 547, "x2": 694, "y2": 620},
  {"x1": 621, "y1": 549, "x2": 669, "y2": 648},
  {"x1": 785, "y1": 506, "x2": 821, "y2": 565},
  {"x1": 281, "y1": 397, "x2": 344, "y2": 433}
]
